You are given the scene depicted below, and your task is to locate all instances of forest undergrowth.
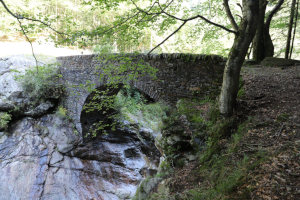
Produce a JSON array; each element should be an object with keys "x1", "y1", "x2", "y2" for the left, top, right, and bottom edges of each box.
[{"x1": 146, "y1": 64, "x2": 300, "y2": 200}]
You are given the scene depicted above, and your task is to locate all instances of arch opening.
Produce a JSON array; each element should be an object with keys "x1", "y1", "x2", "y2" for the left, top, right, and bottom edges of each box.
[{"x1": 80, "y1": 84, "x2": 166, "y2": 141}]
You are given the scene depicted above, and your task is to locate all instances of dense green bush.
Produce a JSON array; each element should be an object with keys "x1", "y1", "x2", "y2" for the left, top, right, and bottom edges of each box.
[
  {"x1": 16, "y1": 64, "x2": 64, "y2": 104},
  {"x1": 0, "y1": 112, "x2": 12, "y2": 131}
]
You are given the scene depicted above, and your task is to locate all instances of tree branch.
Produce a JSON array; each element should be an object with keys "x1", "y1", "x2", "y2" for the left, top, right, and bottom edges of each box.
[
  {"x1": 223, "y1": 0, "x2": 239, "y2": 31},
  {"x1": 148, "y1": 21, "x2": 187, "y2": 54},
  {"x1": 158, "y1": 1, "x2": 237, "y2": 33},
  {"x1": 130, "y1": 0, "x2": 236, "y2": 34},
  {"x1": 17, "y1": 18, "x2": 38, "y2": 67},
  {"x1": 90, "y1": 1, "x2": 162, "y2": 38},
  {"x1": 0, "y1": 0, "x2": 67, "y2": 36},
  {"x1": 195, "y1": 15, "x2": 236, "y2": 34},
  {"x1": 265, "y1": 0, "x2": 284, "y2": 29},
  {"x1": 135, "y1": 0, "x2": 173, "y2": 26},
  {"x1": 91, "y1": 11, "x2": 141, "y2": 37},
  {"x1": 237, "y1": 3, "x2": 243, "y2": 12}
]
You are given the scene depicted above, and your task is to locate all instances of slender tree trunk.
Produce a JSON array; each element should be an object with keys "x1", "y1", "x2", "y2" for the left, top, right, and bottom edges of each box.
[
  {"x1": 56, "y1": 0, "x2": 58, "y2": 41},
  {"x1": 289, "y1": 0, "x2": 299, "y2": 59},
  {"x1": 219, "y1": 0, "x2": 259, "y2": 116},
  {"x1": 285, "y1": 0, "x2": 297, "y2": 59}
]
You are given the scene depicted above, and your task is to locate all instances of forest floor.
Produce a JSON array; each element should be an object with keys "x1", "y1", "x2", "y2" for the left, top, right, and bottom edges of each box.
[
  {"x1": 166, "y1": 64, "x2": 300, "y2": 200},
  {"x1": 237, "y1": 65, "x2": 300, "y2": 199}
]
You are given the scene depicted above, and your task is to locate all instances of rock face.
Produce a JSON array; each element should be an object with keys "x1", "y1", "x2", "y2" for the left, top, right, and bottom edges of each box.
[
  {"x1": 0, "y1": 56, "x2": 55, "y2": 117},
  {"x1": 0, "y1": 56, "x2": 160, "y2": 200},
  {"x1": 0, "y1": 114, "x2": 158, "y2": 200},
  {"x1": 0, "y1": 56, "x2": 33, "y2": 112}
]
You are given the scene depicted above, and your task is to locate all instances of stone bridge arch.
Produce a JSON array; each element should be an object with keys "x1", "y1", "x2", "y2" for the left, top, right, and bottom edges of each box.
[
  {"x1": 57, "y1": 54, "x2": 226, "y2": 135},
  {"x1": 80, "y1": 83, "x2": 156, "y2": 138}
]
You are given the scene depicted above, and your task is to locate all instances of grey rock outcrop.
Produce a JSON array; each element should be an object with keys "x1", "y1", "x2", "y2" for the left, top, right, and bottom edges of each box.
[
  {"x1": 0, "y1": 56, "x2": 32, "y2": 111},
  {"x1": 0, "y1": 56, "x2": 55, "y2": 116},
  {"x1": 0, "y1": 113, "x2": 160, "y2": 200}
]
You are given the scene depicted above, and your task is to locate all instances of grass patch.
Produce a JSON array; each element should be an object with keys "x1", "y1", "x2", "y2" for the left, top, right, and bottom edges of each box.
[
  {"x1": 55, "y1": 106, "x2": 71, "y2": 121},
  {"x1": 179, "y1": 118, "x2": 269, "y2": 200},
  {"x1": 276, "y1": 113, "x2": 289, "y2": 122},
  {"x1": 237, "y1": 76, "x2": 245, "y2": 99}
]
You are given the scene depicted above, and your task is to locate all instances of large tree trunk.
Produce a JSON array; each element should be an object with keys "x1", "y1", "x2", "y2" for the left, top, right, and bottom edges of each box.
[
  {"x1": 263, "y1": 27, "x2": 274, "y2": 57},
  {"x1": 285, "y1": 0, "x2": 297, "y2": 59},
  {"x1": 219, "y1": 0, "x2": 259, "y2": 116},
  {"x1": 253, "y1": 0, "x2": 284, "y2": 63},
  {"x1": 253, "y1": 24, "x2": 274, "y2": 63},
  {"x1": 253, "y1": 0, "x2": 267, "y2": 62}
]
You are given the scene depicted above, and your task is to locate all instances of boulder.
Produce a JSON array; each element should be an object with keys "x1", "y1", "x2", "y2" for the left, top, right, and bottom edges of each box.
[{"x1": 24, "y1": 101, "x2": 54, "y2": 117}]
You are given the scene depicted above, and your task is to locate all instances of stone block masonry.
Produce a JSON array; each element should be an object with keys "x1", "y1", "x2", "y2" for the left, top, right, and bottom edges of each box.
[{"x1": 57, "y1": 53, "x2": 226, "y2": 134}]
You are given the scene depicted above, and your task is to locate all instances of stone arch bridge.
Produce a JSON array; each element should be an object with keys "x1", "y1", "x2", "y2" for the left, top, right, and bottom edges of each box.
[{"x1": 57, "y1": 54, "x2": 226, "y2": 134}]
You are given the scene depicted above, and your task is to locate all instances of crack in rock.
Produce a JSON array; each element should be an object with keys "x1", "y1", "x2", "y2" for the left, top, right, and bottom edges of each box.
[{"x1": 29, "y1": 149, "x2": 49, "y2": 200}]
